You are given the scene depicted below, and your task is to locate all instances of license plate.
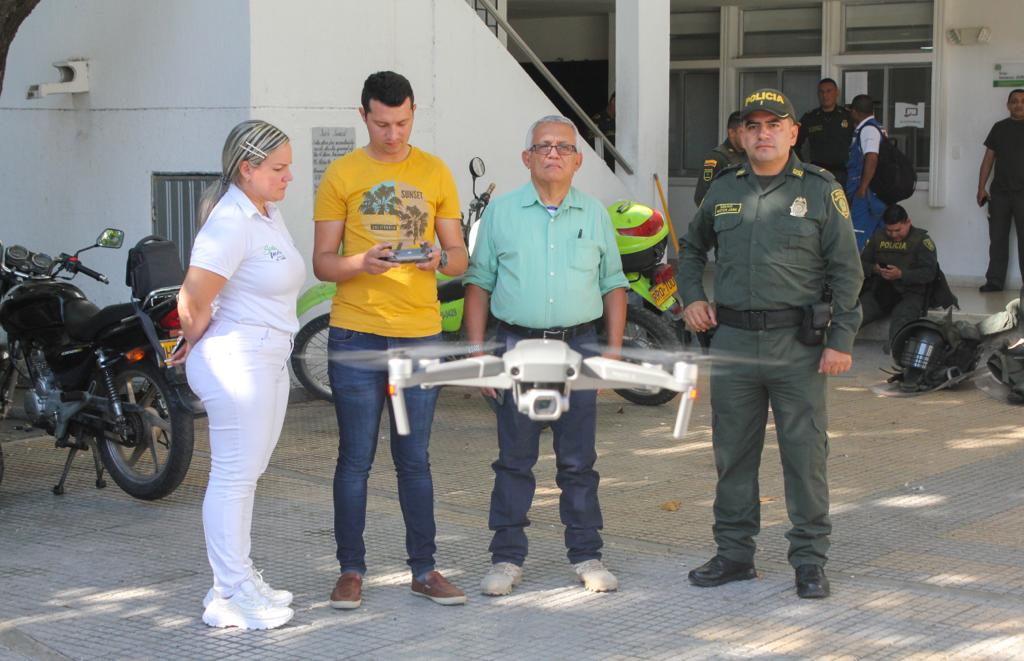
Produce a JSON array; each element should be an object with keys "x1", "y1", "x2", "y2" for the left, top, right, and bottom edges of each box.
[
  {"x1": 160, "y1": 339, "x2": 178, "y2": 362},
  {"x1": 650, "y1": 279, "x2": 678, "y2": 307}
]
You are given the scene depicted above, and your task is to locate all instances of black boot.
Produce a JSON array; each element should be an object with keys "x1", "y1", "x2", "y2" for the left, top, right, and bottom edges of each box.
[
  {"x1": 795, "y1": 564, "x2": 830, "y2": 599},
  {"x1": 687, "y1": 555, "x2": 756, "y2": 587}
]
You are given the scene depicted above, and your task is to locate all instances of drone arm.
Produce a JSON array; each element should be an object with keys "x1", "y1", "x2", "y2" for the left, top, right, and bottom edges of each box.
[
  {"x1": 576, "y1": 357, "x2": 684, "y2": 392},
  {"x1": 398, "y1": 355, "x2": 511, "y2": 389}
]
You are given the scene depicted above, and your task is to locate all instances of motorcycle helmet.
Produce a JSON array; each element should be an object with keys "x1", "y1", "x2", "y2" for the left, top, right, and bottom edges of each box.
[
  {"x1": 608, "y1": 201, "x2": 668, "y2": 274},
  {"x1": 890, "y1": 313, "x2": 981, "y2": 393}
]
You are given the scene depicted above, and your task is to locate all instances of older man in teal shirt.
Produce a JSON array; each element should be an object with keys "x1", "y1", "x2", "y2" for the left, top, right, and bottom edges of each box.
[{"x1": 465, "y1": 115, "x2": 628, "y2": 597}]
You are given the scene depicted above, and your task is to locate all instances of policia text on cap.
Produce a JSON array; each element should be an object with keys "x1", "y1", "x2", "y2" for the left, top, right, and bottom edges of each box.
[{"x1": 678, "y1": 88, "x2": 863, "y2": 600}]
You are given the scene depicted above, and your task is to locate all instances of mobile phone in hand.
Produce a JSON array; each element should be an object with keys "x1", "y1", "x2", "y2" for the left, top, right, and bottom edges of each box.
[{"x1": 877, "y1": 262, "x2": 890, "y2": 269}]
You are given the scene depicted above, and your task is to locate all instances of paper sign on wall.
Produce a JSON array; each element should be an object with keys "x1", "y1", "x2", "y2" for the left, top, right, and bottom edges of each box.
[
  {"x1": 312, "y1": 127, "x2": 356, "y2": 193},
  {"x1": 894, "y1": 102, "x2": 926, "y2": 129},
  {"x1": 994, "y1": 63, "x2": 1024, "y2": 87}
]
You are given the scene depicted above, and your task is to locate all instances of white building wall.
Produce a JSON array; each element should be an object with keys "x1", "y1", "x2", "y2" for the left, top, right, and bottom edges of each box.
[
  {"x1": 1, "y1": 0, "x2": 629, "y2": 308},
  {"x1": 0, "y1": 0, "x2": 251, "y2": 306},
  {"x1": 925, "y1": 0, "x2": 1024, "y2": 286},
  {"x1": 247, "y1": 0, "x2": 628, "y2": 305}
]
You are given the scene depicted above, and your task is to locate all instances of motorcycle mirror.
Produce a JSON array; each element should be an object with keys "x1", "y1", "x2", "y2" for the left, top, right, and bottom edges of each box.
[
  {"x1": 96, "y1": 228, "x2": 124, "y2": 249},
  {"x1": 469, "y1": 157, "x2": 485, "y2": 179}
]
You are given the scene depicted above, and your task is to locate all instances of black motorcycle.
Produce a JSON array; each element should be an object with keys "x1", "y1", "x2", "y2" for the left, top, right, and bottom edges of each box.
[{"x1": 0, "y1": 229, "x2": 199, "y2": 500}]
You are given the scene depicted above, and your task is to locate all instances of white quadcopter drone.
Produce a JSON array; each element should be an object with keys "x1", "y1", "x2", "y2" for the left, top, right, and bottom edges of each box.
[{"x1": 385, "y1": 339, "x2": 700, "y2": 439}]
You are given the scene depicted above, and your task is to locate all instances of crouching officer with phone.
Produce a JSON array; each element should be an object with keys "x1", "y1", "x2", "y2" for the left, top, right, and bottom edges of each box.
[
  {"x1": 678, "y1": 89, "x2": 863, "y2": 599},
  {"x1": 859, "y1": 204, "x2": 939, "y2": 345}
]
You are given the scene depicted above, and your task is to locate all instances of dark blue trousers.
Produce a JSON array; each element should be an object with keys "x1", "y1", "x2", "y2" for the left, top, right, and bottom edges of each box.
[{"x1": 487, "y1": 327, "x2": 604, "y2": 566}]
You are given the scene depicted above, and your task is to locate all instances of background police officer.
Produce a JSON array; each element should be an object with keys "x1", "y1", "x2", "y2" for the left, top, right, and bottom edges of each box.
[
  {"x1": 796, "y1": 78, "x2": 854, "y2": 187},
  {"x1": 679, "y1": 89, "x2": 862, "y2": 600},
  {"x1": 859, "y1": 204, "x2": 938, "y2": 344},
  {"x1": 693, "y1": 111, "x2": 746, "y2": 205}
]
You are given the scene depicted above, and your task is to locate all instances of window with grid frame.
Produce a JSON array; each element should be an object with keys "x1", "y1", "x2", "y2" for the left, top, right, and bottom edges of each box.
[{"x1": 841, "y1": 65, "x2": 931, "y2": 175}]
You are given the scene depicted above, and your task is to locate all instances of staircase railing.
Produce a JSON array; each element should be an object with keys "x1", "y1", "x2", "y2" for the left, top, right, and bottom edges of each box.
[{"x1": 470, "y1": 0, "x2": 634, "y2": 175}]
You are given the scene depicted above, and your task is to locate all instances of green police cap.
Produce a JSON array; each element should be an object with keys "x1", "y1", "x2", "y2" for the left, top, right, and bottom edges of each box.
[{"x1": 740, "y1": 88, "x2": 797, "y2": 121}]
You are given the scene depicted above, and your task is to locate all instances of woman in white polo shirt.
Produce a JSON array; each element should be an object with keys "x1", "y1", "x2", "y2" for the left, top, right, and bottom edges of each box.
[{"x1": 170, "y1": 120, "x2": 305, "y2": 630}]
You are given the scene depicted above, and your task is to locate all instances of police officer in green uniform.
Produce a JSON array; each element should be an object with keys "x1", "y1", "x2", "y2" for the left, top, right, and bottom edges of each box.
[
  {"x1": 694, "y1": 111, "x2": 746, "y2": 205},
  {"x1": 679, "y1": 89, "x2": 862, "y2": 599},
  {"x1": 859, "y1": 204, "x2": 938, "y2": 344},
  {"x1": 796, "y1": 78, "x2": 854, "y2": 187}
]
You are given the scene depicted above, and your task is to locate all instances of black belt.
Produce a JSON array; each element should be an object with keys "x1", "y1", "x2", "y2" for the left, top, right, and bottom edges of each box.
[
  {"x1": 497, "y1": 320, "x2": 597, "y2": 340},
  {"x1": 716, "y1": 306, "x2": 804, "y2": 331}
]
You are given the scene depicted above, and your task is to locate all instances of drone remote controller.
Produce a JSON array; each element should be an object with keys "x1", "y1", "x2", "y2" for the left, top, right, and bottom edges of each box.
[{"x1": 386, "y1": 246, "x2": 433, "y2": 263}]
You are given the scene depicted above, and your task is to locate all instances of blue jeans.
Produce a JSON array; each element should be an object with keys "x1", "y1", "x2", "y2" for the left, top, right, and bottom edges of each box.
[
  {"x1": 328, "y1": 327, "x2": 441, "y2": 577},
  {"x1": 488, "y1": 327, "x2": 604, "y2": 566}
]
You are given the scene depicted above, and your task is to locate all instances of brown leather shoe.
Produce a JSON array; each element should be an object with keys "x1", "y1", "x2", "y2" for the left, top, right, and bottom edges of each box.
[
  {"x1": 410, "y1": 571, "x2": 467, "y2": 605},
  {"x1": 330, "y1": 572, "x2": 362, "y2": 610}
]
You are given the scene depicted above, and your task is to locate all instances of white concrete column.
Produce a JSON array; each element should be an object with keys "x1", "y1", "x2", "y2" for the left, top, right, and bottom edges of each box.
[{"x1": 614, "y1": 0, "x2": 669, "y2": 204}]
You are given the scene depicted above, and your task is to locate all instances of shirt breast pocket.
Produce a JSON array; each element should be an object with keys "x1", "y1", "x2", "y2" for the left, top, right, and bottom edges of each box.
[
  {"x1": 769, "y1": 216, "x2": 819, "y2": 265},
  {"x1": 713, "y1": 213, "x2": 744, "y2": 257},
  {"x1": 570, "y1": 238, "x2": 601, "y2": 274}
]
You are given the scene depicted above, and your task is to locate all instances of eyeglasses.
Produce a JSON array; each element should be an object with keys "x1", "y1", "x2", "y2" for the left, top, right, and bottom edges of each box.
[{"x1": 528, "y1": 143, "x2": 578, "y2": 156}]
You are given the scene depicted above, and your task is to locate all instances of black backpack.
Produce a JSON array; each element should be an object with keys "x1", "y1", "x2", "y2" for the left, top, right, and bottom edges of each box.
[
  {"x1": 859, "y1": 120, "x2": 917, "y2": 204},
  {"x1": 125, "y1": 235, "x2": 185, "y2": 300}
]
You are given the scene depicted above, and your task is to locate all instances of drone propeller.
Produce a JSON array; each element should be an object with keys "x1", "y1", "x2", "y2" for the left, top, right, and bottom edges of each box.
[
  {"x1": 328, "y1": 339, "x2": 504, "y2": 367},
  {"x1": 581, "y1": 342, "x2": 784, "y2": 368}
]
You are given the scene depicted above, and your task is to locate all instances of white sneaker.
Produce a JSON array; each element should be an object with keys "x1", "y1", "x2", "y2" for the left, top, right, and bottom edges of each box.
[
  {"x1": 202, "y1": 580, "x2": 294, "y2": 630},
  {"x1": 480, "y1": 562, "x2": 523, "y2": 596},
  {"x1": 574, "y1": 559, "x2": 618, "y2": 592},
  {"x1": 202, "y1": 569, "x2": 293, "y2": 608},
  {"x1": 250, "y1": 568, "x2": 293, "y2": 607}
]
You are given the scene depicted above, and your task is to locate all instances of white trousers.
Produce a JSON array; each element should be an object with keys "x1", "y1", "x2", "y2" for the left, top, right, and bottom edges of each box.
[{"x1": 186, "y1": 319, "x2": 292, "y2": 596}]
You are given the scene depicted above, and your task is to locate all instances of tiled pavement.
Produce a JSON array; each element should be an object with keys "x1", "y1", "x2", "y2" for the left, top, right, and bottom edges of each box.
[{"x1": 1, "y1": 340, "x2": 1023, "y2": 660}]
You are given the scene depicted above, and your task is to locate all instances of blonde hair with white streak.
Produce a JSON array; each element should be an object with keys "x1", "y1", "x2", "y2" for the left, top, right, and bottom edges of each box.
[{"x1": 198, "y1": 120, "x2": 289, "y2": 225}]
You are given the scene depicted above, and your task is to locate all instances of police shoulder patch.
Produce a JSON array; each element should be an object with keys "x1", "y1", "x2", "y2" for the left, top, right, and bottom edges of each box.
[
  {"x1": 703, "y1": 159, "x2": 718, "y2": 167},
  {"x1": 923, "y1": 237, "x2": 935, "y2": 252},
  {"x1": 831, "y1": 188, "x2": 850, "y2": 219}
]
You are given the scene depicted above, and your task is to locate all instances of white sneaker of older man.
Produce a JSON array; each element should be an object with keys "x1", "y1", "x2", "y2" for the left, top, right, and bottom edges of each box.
[
  {"x1": 203, "y1": 569, "x2": 293, "y2": 608},
  {"x1": 202, "y1": 580, "x2": 294, "y2": 630},
  {"x1": 574, "y1": 559, "x2": 618, "y2": 592},
  {"x1": 480, "y1": 562, "x2": 523, "y2": 596}
]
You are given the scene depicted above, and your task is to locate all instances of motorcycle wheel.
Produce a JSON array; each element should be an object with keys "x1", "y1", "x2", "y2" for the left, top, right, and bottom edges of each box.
[
  {"x1": 94, "y1": 359, "x2": 194, "y2": 500},
  {"x1": 291, "y1": 313, "x2": 332, "y2": 401},
  {"x1": 615, "y1": 306, "x2": 684, "y2": 406}
]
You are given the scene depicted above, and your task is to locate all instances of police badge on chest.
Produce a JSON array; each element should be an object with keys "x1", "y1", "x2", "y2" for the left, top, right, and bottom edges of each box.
[{"x1": 790, "y1": 197, "x2": 808, "y2": 218}]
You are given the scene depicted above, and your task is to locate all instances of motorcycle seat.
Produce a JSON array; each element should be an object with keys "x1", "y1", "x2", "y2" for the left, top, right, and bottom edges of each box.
[
  {"x1": 437, "y1": 277, "x2": 465, "y2": 304},
  {"x1": 66, "y1": 301, "x2": 137, "y2": 341}
]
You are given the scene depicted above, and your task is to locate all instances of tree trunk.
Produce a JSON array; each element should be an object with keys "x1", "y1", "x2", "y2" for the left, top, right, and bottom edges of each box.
[{"x1": 0, "y1": 0, "x2": 42, "y2": 97}]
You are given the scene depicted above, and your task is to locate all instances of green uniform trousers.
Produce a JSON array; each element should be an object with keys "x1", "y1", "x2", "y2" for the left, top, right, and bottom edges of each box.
[
  {"x1": 710, "y1": 324, "x2": 831, "y2": 568},
  {"x1": 859, "y1": 281, "x2": 926, "y2": 345}
]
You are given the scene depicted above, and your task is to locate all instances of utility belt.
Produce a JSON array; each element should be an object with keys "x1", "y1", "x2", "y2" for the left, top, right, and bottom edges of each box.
[
  {"x1": 496, "y1": 320, "x2": 597, "y2": 341},
  {"x1": 716, "y1": 304, "x2": 831, "y2": 346}
]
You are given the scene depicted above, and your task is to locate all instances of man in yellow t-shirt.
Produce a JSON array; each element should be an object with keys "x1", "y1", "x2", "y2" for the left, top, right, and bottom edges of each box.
[{"x1": 312, "y1": 71, "x2": 468, "y2": 609}]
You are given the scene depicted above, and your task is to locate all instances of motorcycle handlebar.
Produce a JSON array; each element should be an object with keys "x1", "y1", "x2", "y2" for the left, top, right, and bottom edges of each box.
[
  {"x1": 63, "y1": 256, "x2": 109, "y2": 284},
  {"x1": 481, "y1": 182, "x2": 495, "y2": 202}
]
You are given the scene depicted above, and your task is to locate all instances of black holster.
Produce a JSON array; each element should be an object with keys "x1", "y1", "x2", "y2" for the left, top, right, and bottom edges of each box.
[{"x1": 796, "y1": 301, "x2": 832, "y2": 346}]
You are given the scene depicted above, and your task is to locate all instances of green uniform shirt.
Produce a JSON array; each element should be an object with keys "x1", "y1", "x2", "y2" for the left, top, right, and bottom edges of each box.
[
  {"x1": 679, "y1": 153, "x2": 864, "y2": 353},
  {"x1": 693, "y1": 141, "x2": 746, "y2": 205},
  {"x1": 465, "y1": 182, "x2": 628, "y2": 329},
  {"x1": 860, "y1": 226, "x2": 937, "y2": 295}
]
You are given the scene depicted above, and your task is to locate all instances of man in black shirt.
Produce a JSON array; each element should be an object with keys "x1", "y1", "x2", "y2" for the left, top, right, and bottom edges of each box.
[
  {"x1": 978, "y1": 88, "x2": 1024, "y2": 292},
  {"x1": 796, "y1": 78, "x2": 854, "y2": 187}
]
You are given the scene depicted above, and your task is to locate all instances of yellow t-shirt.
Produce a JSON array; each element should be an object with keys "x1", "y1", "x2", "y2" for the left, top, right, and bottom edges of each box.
[{"x1": 313, "y1": 146, "x2": 461, "y2": 337}]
